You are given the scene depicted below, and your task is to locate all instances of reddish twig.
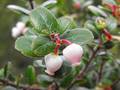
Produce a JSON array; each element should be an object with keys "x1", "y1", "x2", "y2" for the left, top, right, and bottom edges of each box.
[
  {"x1": 67, "y1": 46, "x2": 101, "y2": 90},
  {"x1": 28, "y1": 0, "x2": 34, "y2": 9},
  {"x1": 77, "y1": 46, "x2": 101, "y2": 80},
  {"x1": 112, "y1": 77, "x2": 120, "y2": 87},
  {"x1": 0, "y1": 79, "x2": 42, "y2": 90},
  {"x1": 98, "y1": 60, "x2": 106, "y2": 82},
  {"x1": 67, "y1": 33, "x2": 103, "y2": 90},
  {"x1": 48, "y1": 82, "x2": 59, "y2": 90}
]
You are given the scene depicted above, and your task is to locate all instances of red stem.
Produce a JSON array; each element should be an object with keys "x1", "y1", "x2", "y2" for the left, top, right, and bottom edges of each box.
[
  {"x1": 53, "y1": 34, "x2": 61, "y2": 55},
  {"x1": 61, "y1": 39, "x2": 72, "y2": 45},
  {"x1": 50, "y1": 34, "x2": 72, "y2": 54},
  {"x1": 102, "y1": 29, "x2": 112, "y2": 41},
  {"x1": 54, "y1": 44, "x2": 60, "y2": 55}
]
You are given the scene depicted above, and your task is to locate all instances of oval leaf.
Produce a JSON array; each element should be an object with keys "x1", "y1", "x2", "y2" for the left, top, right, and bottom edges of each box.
[
  {"x1": 37, "y1": 74, "x2": 53, "y2": 87},
  {"x1": 88, "y1": 5, "x2": 107, "y2": 17},
  {"x1": 58, "y1": 16, "x2": 77, "y2": 33},
  {"x1": 61, "y1": 28, "x2": 94, "y2": 45},
  {"x1": 32, "y1": 36, "x2": 55, "y2": 57},
  {"x1": 30, "y1": 6, "x2": 62, "y2": 34},
  {"x1": 7, "y1": 5, "x2": 30, "y2": 15},
  {"x1": 15, "y1": 36, "x2": 37, "y2": 57},
  {"x1": 25, "y1": 65, "x2": 36, "y2": 85}
]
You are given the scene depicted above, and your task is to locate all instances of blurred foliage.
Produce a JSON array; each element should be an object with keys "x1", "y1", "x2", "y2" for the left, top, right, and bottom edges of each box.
[
  {"x1": 0, "y1": 0, "x2": 120, "y2": 90},
  {"x1": 0, "y1": 0, "x2": 32, "y2": 72}
]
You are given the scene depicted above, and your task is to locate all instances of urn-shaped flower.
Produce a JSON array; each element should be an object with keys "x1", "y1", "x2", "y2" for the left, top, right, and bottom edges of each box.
[
  {"x1": 63, "y1": 43, "x2": 83, "y2": 66},
  {"x1": 45, "y1": 54, "x2": 63, "y2": 75}
]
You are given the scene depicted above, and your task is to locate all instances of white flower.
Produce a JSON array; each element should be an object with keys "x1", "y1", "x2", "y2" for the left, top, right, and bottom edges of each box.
[
  {"x1": 45, "y1": 53, "x2": 63, "y2": 76},
  {"x1": 11, "y1": 22, "x2": 27, "y2": 38},
  {"x1": 11, "y1": 27, "x2": 21, "y2": 38},
  {"x1": 16, "y1": 22, "x2": 25, "y2": 30},
  {"x1": 63, "y1": 43, "x2": 83, "y2": 66}
]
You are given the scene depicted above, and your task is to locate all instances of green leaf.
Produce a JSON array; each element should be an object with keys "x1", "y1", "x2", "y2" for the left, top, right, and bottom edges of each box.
[
  {"x1": 4, "y1": 64, "x2": 8, "y2": 78},
  {"x1": 7, "y1": 5, "x2": 30, "y2": 15},
  {"x1": 33, "y1": 60, "x2": 45, "y2": 68},
  {"x1": 15, "y1": 36, "x2": 37, "y2": 57},
  {"x1": 106, "y1": 16, "x2": 117, "y2": 31},
  {"x1": 58, "y1": 16, "x2": 77, "y2": 33},
  {"x1": 60, "y1": 73, "x2": 74, "y2": 88},
  {"x1": 103, "y1": 0, "x2": 117, "y2": 5},
  {"x1": 25, "y1": 65, "x2": 36, "y2": 85},
  {"x1": 30, "y1": 6, "x2": 61, "y2": 34},
  {"x1": 60, "y1": 66, "x2": 79, "y2": 88},
  {"x1": 84, "y1": 21, "x2": 98, "y2": 34},
  {"x1": 41, "y1": 0, "x2": 57, "y2": 8},
  {"x1": 61, "y1": 28, "x2": 94, "y2": 45},
  {"x1": 24, "y1": 28, "x2": 37, "y2": 36},
  {"x1": 32, "y1": 36, "x2": 55, "y2": 57},
  {"x1": 0, "y1": 68, "x2": 4, "y2": 78},
  {"x1": 88, "y1": 5, "x2": 107, "y2": 17},
  {"x1": 4, "y1": 62, "x2": 12, "y2": 78},
  {"x1": 37, "y1": 74, "x2": 53, "y2": 87},
  {"x1": 55, "y1": 60, "x2": 72, "y2": 78}
]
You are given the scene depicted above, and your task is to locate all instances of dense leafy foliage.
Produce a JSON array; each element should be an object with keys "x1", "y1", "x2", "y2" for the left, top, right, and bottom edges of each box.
[{"x1": 0, "y1": 0, "x2": 120, "y2": 90}]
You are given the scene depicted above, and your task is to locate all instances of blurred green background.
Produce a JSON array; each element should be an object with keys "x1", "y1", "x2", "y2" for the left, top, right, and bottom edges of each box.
[
  {"x1": 0, "y1": 0, "x2": 120, "y2": 72},
  {"x1": 0, "y1": 0, "x2": 33, "y2": 72}
]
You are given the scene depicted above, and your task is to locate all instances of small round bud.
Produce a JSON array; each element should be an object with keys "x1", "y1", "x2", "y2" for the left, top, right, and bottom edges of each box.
[
  {"x1": 63, "y1": 43, "x2": 83, "y2": 66},
  {"x1": 16, "y1": 22, "x2": 25, "y2": 30},
  {"x1": 95, "y1": 17, "x2": 107, "y2": 30},
  {"x1": 45, "y1": 53, "x2": 63, "y2": 76},
  {"x1": 11, "y1": 27, "x2": 21, "y2": 38},
  {"x1": 22, "y1": 28, "x2": 28, "y2": 34},
  {"x1": 11, "y1": 22, "x2": 27, "y2": 38}
]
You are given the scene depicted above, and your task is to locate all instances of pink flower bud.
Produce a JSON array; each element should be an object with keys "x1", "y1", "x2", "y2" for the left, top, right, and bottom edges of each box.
[
  {"x1": 11, "y1": 27, "x2": 21, "y2": 38},
  {"x1": 45, "y1": 54, "x2": 63, "y2": 76},
  {"x1": 16, "y1": 22, "x2": 25, "y2": 30},
  {"x1": 22, "y1": 28, "x2": 28, "y2": 34},
  {"x1": 11, "y1": 22, "x2": 28, "y2": 38},
  {"x1": 63, "y1": 43, "x2": 83, "y2": 66}
]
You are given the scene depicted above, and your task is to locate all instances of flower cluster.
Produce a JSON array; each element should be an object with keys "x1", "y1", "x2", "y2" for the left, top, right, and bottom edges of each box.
[
  {"x1": 11, "y1": 22, "x2": 27, "y2": 38},
  {"x1": 44, "y1": 34, "x2": 83, "y2": 75}
]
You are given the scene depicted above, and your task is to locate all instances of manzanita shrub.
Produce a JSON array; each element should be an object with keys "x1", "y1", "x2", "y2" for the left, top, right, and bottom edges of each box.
[{"x1": 0, "y1": 0, "x2": 120, "y2": 90}]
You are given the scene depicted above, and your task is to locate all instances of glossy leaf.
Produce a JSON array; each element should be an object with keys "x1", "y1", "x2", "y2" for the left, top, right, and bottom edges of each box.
[
  {"x1": 33, "y1": 60, "x2": 45, "y2": 68},
  {"x1": 106, "y1": 16, "x2": 117, "y2": 31},
  {"x1": 58, "y1": 16, "x2": 77, "y2": 33},
  {"x1": 25, "y1": 65, "x2": 36, "y2": 85},
  {"x1": 84, "y1": 21, "x2": 98, "y2": 34},
  {"x1": 30, "y1": 6, "x2": 61, "y2": 34},
  {"x1": 7, "y1": 5, "x2": 30, "y2": 15},
  {"x1": 15, "y1": 36, "x2": 37, "y2": 57},
  {"x1": 41, "y1": 0, "x2": 57, "y2": 8},
  {"x1": 88, "y1": 5, "x2": 107, "y2": 17},
  {"x1": 37, "y1": 74, "x2": 53, "y2": 87},
  {"x1": 32, "y1": 36, "x2": 55, "y2": 57},
  {"x1": 61, "y1": 28, "x2": 94, "y2": 45}
]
